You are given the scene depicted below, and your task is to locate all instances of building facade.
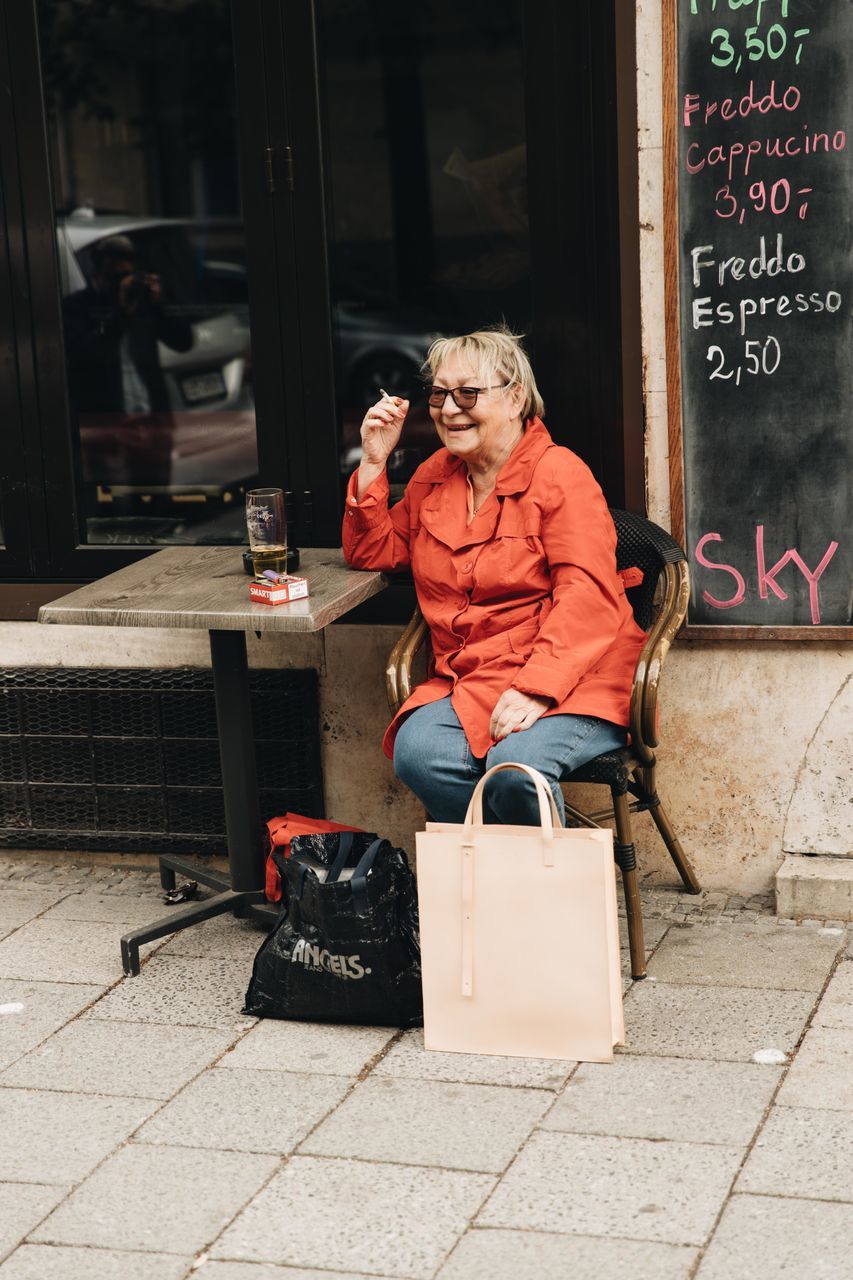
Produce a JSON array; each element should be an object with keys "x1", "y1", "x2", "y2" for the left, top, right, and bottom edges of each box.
[{"x1": 1, "y1": 1, "x2": 850, "y2": 893}]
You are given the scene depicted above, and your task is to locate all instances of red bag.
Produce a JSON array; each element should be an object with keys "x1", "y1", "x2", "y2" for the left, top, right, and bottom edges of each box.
[{"x1": 265, "y1": 813, "x2": 364, "y2": 902}]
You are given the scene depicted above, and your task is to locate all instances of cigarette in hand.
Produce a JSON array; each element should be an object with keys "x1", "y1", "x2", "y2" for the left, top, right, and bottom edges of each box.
[{"x1": 379, "y1": 387, "x2": 396, "y2": 403}]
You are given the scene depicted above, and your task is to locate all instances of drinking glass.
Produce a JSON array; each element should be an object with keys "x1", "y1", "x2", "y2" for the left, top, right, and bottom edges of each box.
[{"x1": 246, "y1": 487, "x2": 286, "y2": 577}]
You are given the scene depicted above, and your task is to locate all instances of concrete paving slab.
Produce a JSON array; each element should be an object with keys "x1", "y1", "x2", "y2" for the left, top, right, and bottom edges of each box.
[
  {"x1": 1, "y1": 1019, "x2": 239, "y2": 1099},
  {"x1": 196, "y1": 1265, "x2": 394, "y2": 1280},
  {"x1": 776, "y1": 1052, "x2": 853, "y2": 1111},
  {"x1": 0, "y1": 919, "x2": 158, "y2": 985},
  {"x1": 0, "y1": 887, "x2": 69, "y2": 912},
  {"x1": 0, "y1": 1088, "x2": 156, "y2": 1184},
  {"x1": 737, "y1": 1106, "x2": 853, "y2": 1201},
  {"x1": 30, "y1": 1144, "x2": 278, "y2": 1254},
  {"x1": 300, "y1": 1076, "x2": 551, "y2": 1174},
  {"x1": 542, "y1": 1056, "x2": 781, "y2": 1145},
  {"x1": 83, "y1": 957, "x2": 257, "y2": 1030},
  {"x1": 373, "y1": 1029, "x2": 572, "y2": 1090},
  {"x1": 478, "y1": 1130, "x2": 742, "y2": 1245},
  {"x1": 136, "y1": 1067, "x2": 351, "y2": 1154},
  {"x1": 646, "y1": 921, "x2": 844, "y2": 991},
  {"x1": 0, "y1": 979, "x2": 104, "y2": 1071},
  {"x1": 436, "y1": 1228, "x2": 697, "y2": 1280},
  {"x1": 621, "y1": 982, "x2": 815, "y2": 1061},
  {"x1": 795, "y1": 1024, "x2": 853, "y2": 1063},
  {"x1": 156, "y1": 915, "x2": 268, "y2": 961},
  {"x1": 0, "y1": 1245, "x2": 192, "y2": 1279},
  {"x1": 812, "y1": 960, "x2": 853, "y2": 1028},
  {"x1": 219, "y1": 1020, "x2": 395, "y2": 1076},
  {"x1": 0, "y1": 890, "x2": 68, "y2": 939},
  {"x1": 695, "y1": 1193, "x2": 853, "y2": 1279},
  {"x1": 0, "y1": 1185, "x2": 67, "y2": 1264},
  {"x1": 42, "y1": 894, "x2": 177, "y2": 926},
  {"x1": 212, "y1": 1157, "x2": 493, "y2": 1279}
]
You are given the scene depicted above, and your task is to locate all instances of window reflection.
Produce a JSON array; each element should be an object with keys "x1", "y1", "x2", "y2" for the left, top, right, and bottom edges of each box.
[
  {"x1": 39, "y1": 0, "x2": 257, "y2": 544},
  {"x1": 319, "y1": 0, "x2": 531, "y2": 501}
]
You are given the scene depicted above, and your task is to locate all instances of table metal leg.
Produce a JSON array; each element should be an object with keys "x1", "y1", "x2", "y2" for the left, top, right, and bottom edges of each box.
[
  {"x1": 158, "y1": 855, "x2": 231, "y2": 894},
  {"x1": 120, "y1": 889, "x2": 259, "y2": 976},
  {"x1": 209, "y1": 628, "x2": 264, "y2": 892},
  {"x1": 121, "y1": 627, "x2": 276, "y2": 975}
]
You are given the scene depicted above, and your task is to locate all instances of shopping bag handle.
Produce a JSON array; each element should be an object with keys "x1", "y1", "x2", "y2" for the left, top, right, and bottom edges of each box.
[
  {"x1": 465, "y1": 761, "x2": 561, "y2": 849},
  {"x1": 350, "y1": 837, "x2": 388, "y2": 916},
  {"x1": 289, "y1": 830, "x2": 356, "y2": 900},
  {"x1": 325, "y1": 830, "x2": 357, "y2": 884},
  {"x1": 292, "y1": 834, "x2": 387, "y2": 913}
]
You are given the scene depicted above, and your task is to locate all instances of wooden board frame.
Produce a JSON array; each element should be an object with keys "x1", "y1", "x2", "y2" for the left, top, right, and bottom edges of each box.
[{"x1": 662, "y1": 0, "x2": 852, "y2": 642}]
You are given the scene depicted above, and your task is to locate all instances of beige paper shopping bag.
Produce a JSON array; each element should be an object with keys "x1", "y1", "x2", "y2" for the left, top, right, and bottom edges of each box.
[{"x1": 416, "y1": 762, "x2": 624, "y2": 1063}]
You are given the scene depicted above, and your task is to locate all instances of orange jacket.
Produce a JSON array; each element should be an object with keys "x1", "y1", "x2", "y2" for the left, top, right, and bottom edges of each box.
[{"x1": 343, "y1": 418, "x2": 646, "y2": 760}]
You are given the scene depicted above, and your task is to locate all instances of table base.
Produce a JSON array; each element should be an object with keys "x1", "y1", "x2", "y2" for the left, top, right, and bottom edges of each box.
[
  {"x1": 120, "y1": 854, "x2": 278, "y2": 976},
  {"x1": 119, "y1": 629, "x2": 274, "y2": 975}
]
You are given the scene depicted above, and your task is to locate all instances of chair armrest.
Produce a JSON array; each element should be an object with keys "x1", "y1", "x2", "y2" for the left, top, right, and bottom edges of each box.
[
  {"x1": 386, "y1": 606, "x2": 429, "y2": 715},
  {"x1": 630, "y1": 560, "x2": 690, "y2": 758}
]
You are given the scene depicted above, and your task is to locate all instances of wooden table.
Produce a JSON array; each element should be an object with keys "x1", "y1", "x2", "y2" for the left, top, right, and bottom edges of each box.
[{"x1": 39, "y1": 547, "x2": 387, "y2": 974}]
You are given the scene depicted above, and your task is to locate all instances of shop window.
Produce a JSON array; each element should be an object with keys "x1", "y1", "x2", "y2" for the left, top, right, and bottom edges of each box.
[
  {"x1": 317, "y1": 0, "x2": 531, "y2": 504},
  {"x1": 0, "y1": 0, "x2": 639, "y2": 593},
  {"x1": 38, "y1": 0, "x2": 257, "y2": 546}
]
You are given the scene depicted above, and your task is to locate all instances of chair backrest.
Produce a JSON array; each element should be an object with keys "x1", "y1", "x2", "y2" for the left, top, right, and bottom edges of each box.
[
  {"x1": 609, "y1": 509, "x2": 689, "y2": 760},
  {"x1": 610, "y1": 508, "x2": 686, "y2": 632}
]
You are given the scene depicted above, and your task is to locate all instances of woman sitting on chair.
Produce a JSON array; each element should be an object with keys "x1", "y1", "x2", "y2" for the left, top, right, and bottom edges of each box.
[{"x1": 342, "y1": 326, "x2": 646, "y2": 826}]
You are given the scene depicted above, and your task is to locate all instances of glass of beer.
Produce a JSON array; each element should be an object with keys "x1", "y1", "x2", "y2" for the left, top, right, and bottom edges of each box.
[{"x1": 246, "y1": 487, "x2": 286, "y2": 578}]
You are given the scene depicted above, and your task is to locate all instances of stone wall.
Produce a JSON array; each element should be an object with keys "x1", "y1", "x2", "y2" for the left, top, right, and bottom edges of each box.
[{"x1": 632, "y1": 0, "x2": 852, "y2": 890}]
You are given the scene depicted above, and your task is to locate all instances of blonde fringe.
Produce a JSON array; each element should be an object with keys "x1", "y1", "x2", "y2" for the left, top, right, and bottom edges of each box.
[{"x1": 422, "y1": 324, "x2": 545, "y2": 421}]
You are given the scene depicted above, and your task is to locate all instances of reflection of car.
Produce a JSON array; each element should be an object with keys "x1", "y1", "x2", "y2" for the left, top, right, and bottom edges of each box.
[
  {"x1": 57, "y1": 211, "x2": 257, "y2": 491},
  {"x1": 335, "y1": 301, "x2": 440, "y2": 408},
  {"x1": 57, "y1": 212, "x2": 254, "y2": 413},
  {"x1": 57, "y1": 211, "x2": 445, "y2": 494},
  {"x1": 333, "y1": 302, "x2": 444, "y2": 484}
]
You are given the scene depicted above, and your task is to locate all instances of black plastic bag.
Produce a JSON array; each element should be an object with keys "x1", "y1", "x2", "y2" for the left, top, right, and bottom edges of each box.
[{"x1": 243, "y1": 830, "x2": 422, "y2": 1027}]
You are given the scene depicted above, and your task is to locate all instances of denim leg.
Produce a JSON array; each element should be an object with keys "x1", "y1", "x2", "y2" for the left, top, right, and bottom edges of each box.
[
  {"x1": 393, "y1": 697, "x2": 483, "y2": 823},
  {"x1": 484, "y1": 714, "x2": 628, "y2": 826}
]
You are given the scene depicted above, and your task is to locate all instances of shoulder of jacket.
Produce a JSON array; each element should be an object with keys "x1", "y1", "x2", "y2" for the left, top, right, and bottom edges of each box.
[{"x1": 532, "y1": 443, "x2": 597, "y2": 485}]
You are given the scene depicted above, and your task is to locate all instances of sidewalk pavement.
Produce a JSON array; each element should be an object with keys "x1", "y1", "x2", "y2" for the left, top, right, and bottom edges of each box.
[{"x1": 0, "y1": 853, "x2": 851, "y2": 1280}]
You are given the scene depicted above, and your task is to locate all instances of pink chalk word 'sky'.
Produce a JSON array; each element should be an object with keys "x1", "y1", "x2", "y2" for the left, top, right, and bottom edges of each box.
[{"x1": 695, "y1": 526, "x2": 839, "y2": 625}]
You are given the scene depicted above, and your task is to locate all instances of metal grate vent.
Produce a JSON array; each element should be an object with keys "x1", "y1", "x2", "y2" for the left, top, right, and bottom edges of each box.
[{"x1": 0, "y1": 667, "x2": 324, "y2": 854}]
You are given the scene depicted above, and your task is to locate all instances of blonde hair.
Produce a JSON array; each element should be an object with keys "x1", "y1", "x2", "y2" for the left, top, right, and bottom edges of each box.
[{"x1": 422, "y1": 325, "x2": 545, "y2": 421}]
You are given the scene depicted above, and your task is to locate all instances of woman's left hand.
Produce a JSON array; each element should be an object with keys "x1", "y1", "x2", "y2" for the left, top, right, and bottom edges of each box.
[{"x1": 490, "y1": 689, "x2": 552, "y2": 741}]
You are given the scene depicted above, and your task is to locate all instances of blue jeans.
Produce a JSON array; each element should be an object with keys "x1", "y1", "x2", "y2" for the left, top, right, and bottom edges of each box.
[{"x1": 393, "y1": 696, "x2": 627, "y2": 826}]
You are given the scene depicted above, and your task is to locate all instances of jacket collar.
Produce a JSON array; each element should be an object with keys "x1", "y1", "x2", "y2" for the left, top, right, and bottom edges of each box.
[
  {"x1": 494, "y1": 417, "x2": 554, "y2": 495},
  {"x1": 416, "y1": 418, "x2": 555, "y2": 552},
  {"x1": 416, "y1": 417, "x2": 554, "y2": 492}
]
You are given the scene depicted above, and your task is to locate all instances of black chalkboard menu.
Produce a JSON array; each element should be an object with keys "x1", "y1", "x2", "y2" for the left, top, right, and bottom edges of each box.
[{"x1": 670, "y1": 0, "x2": 852, "y2": 631}]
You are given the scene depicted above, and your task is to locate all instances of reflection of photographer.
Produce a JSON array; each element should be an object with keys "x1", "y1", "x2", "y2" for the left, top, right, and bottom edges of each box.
[
  {"x1": 119, "y1": 270, "x2": 162, "y2": 314},
  {"x1": 63, "y1": 234, "x2": 194, "y2": 415}
]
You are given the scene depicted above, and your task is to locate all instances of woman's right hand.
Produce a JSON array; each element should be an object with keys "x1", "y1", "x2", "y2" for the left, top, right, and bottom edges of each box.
[{"x1": 359, "y1": 395, "x2": 409, "y2": 468}]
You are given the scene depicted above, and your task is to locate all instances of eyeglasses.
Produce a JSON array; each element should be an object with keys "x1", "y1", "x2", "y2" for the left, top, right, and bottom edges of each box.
[{"x1": 425, "y1": 383, "x2": 509, "y2": 409}]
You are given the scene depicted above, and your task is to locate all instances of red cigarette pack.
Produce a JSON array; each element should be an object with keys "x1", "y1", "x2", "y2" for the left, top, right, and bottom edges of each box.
[{"x1": 248, "y1": 574, "x2": 309, "y2": 605}]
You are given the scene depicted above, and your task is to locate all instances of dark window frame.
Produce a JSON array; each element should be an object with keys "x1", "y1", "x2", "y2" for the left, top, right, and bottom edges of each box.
[{"x1": 0, "y1": 3, "x2": 43, "y2": 578}]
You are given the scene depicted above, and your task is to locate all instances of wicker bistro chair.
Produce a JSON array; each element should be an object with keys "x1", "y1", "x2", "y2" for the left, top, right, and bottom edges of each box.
[{"x1": 385, "y1": 508, "x2": 701, "y2": 981}]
